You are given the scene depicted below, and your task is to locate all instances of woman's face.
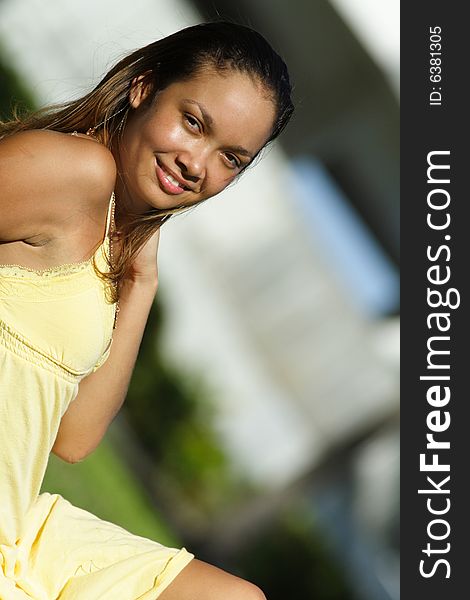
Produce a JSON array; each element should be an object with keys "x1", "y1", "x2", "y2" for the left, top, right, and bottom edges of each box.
[{"x1": 116, "y1": 67, "x2": 276, "y2": 214}]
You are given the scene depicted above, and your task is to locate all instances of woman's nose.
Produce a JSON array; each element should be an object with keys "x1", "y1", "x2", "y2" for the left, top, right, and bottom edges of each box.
[{"x1": 175, "y1": 148, "x2": 206, "y2": 182}]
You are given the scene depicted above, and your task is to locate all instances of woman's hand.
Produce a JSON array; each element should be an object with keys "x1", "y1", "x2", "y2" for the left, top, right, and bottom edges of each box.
[{"x1": 126, "y1": 228, "x2": 160, "y2": 287}]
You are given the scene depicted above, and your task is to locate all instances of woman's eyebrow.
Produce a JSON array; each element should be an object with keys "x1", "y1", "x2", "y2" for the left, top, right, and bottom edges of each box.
[
  {"x1": 183, "y1": 98, "x2": 254, "y2": 159},
  {"x1": 228, "y1": 145, "x2": 254, "y2": 159},
  {"x1": 183, "y1": 99, "x2": 214, "y2": 127}
]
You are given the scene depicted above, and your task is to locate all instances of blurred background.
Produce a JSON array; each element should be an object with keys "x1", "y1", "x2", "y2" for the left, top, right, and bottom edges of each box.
[{"x1": 0, "y1": 1, "x2": 399, "y2": 598}]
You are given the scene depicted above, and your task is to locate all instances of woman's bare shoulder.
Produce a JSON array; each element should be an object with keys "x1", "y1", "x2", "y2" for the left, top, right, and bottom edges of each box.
[
  {"x1": 0, "y1": 129, "x2": 116, "y2": 243},
  {"x1": 0, "y1": 129, "x2": 116, "y2": 190}
]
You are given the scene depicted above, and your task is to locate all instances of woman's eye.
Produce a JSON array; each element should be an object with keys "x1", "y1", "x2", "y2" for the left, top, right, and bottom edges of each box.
[
  {"x1": 224, "y1": 153, "x2": 241, "y2": 169},
  {"x1": 184, "y1": 114, "x2": 201, "y2": 131}
]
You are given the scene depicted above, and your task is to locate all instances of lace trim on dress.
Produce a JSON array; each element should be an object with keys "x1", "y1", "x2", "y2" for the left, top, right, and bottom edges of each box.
[{"x1": 0, "y1": 238, "x2": 109, "y2": 279}]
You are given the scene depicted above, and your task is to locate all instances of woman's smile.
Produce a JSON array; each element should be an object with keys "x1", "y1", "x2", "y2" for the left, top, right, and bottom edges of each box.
[{"x1": 155, "y1": 158, "x2": 191, "y2": 195}]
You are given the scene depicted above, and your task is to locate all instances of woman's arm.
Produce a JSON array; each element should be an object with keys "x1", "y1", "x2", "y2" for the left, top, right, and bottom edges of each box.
[{"x1": 51, "y1": 230, "x2": 160, "y2": 463}]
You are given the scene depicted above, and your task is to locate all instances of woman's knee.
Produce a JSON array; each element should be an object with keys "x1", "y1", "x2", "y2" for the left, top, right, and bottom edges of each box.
[
  {"x1": 213, "y1": 573, "x2": 267, "y2": 600},
  {"x1": 159, "y1": 558, "x2": 267, "y2": 600},
  {"x1": 237, "y1": 580, "x2": 267, "y2": 600}
]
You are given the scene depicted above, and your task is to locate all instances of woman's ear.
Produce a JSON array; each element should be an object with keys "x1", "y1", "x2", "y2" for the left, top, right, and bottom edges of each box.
[{"x1": 129, "y1": 73, "x2": 153, "y2": 109}]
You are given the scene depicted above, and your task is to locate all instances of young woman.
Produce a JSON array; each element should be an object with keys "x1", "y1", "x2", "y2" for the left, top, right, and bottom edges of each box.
[{"x1": 0, "y1": 22, "x2": 293, "y2": 599}]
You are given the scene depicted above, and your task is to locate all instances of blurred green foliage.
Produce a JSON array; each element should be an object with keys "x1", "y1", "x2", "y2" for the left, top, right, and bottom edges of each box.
[
  {"x1": 235, "y1": 507, "x2": 356, "y2": 600},
  {"x1": 0, "y1": 44, "x2": 35, "y2": 120}
]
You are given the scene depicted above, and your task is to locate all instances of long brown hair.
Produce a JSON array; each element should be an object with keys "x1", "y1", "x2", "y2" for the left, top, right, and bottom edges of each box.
[{"x1": 1, "y1": 22, "x2": 294, "y2": 302}]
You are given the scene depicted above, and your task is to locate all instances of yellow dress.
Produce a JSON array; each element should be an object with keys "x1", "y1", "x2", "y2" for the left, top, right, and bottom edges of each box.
[{"x1": 0, "y1": 194, "x2": 194, "y2": 599}]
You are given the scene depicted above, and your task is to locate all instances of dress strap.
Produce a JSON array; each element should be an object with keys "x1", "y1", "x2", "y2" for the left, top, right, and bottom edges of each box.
[{"x1": 104, "y1": 192, "x2": 116, "y2": 242}]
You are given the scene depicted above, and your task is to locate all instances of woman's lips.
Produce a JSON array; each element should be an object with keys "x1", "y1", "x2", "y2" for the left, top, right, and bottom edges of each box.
[{"x1": 155, "y1": 160, "x2": 186, "y2": 195}]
